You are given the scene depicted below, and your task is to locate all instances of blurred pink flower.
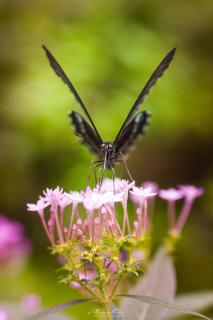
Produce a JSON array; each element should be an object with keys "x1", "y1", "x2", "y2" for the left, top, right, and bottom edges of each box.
[
  {"x1": 159, "y1": 188, "x2": 184, "y2": 201},
  {"x1": 0, "y1": 215, "x2": 31, "y2": 269},
  {"x1": 21, "y1": 294, "x2": 41, "y2": 313},
  {"x1": 159, "y1": 185, "x2": 204, "y2": 234},
  {"x1": 178, "y1": 185, "x2": 204, "y2": 200},
  {"x1": 0, "y1": 309, "x2": 10, "y2": 320},
  {"x1": 142, "y1": 181, "x2": 159, "y2": 193}
]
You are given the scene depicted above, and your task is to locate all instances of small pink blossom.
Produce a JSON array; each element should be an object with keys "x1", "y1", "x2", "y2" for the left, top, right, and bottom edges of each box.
[
  {"x1": 159, "y1": 188, "x2": 184, "y2": 201},
  {"x1": 142, "y1": 181, "x2": 159, "y2": 193},
  {"x1": 21, "y1": 294, "x2": 41, "y2": 312},
  {"x1": 113, "y1": 179, "x2": 135, "y2": 193},
  {"x1": 27, "y1": 199, "x2": 49, "y2": 213},
  {"x1": 132, "y1": 249, "x2": 144, "y2": 259},
  {"x1": 43, "y1": 186, "x2": 63, "y2": 199},
  {"x1": 101, "y1": 191, "x2": 124, "y2": 204},
  {"x1": 70, "y1": 281, "x2": 81, "y2": 288},
  {"x1": 64, "y1": 191, "x2": 84, "y2": 203},
  {"x1": 0, "y1": 309, "x2": 10, "y2": 320},
  {"x1": 79, "y1": 269, "x2": 97, "y2": 282},
  {"x1": 83, "y1": 191, "x2": 103, "y2": 211},
  {"x1": 97, "y1": 178, "x2": 135, "y2": 194},
  {"x1": 58, "y1": 196, "x2": 72, "y2": 208},
  {"x1": 178, "y1": 185, "x2": 204, "y2": 201},
  {"x1": 104, "y1": 257, "x2": 118, "y2": 272},
  {"x1": 130, "y1": 186, "x2": 157, "y2": 202}
]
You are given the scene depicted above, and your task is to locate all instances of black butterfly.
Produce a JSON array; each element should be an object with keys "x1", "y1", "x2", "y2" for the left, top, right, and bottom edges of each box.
[{"x1": 42, "y1": 45, "x2": 176, "y2": 181}]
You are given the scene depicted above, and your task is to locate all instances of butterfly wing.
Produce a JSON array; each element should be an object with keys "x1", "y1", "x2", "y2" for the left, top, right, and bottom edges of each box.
[
  {"x1": 70, "y1": 111, "x2": 103, "y2": 157},
  {"x1": 42, "y1": 45, "x2": 102, "y2": 142},
  {"x1": 113, "y1": 111, "x2": 150, "y2": 158},
  {"x1": 115, "y1": 48, "x2": 176, "y2": 142}
]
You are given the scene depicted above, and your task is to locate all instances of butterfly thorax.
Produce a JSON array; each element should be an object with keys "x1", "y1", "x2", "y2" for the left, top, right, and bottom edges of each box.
[{"x1": 101, "y1": 142, "x2": 116, "y2": 168}]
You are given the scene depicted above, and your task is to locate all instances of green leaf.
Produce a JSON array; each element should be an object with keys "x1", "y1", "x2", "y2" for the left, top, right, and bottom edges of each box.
[
  {"x1": 25, "y1": 298, "x2": 91, "y2": 320},
  {"x1": 119, "y1": 294, "x2": 210, "y2": 320}
]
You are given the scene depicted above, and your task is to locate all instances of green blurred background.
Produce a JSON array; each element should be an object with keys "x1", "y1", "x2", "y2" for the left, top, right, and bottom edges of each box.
[{"x1": 0, "y1": 0, "x2": 212, "y2": 318}]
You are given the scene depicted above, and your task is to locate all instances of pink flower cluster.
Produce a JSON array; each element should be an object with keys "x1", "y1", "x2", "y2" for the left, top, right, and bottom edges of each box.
[
  {"x1": 27, "y1": 179, "x2": 157, "y2": 245},
  {"x1": 0, "y1": 215, "x2": 31, "y2": 268},
  {"x1": 27, "y1": 179, "x2": 204, "y2": 245}
]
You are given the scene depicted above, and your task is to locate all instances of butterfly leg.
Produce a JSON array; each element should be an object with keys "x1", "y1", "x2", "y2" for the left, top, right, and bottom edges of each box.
[
  {"x1": 88, "y1": 160, "x2": 103, "y2": 186},
  {"x1": 98, "y1": 151, "x2": 108, "y2": 192},
  {"x1": 118, "y1": 152, "x2": 134, "y2": 181},
  {"x1": 110, "y1": 166, "x2": 116, "y2": 194},
  {"x1": 97, "y1": 166, "x2": 105, "y2": 192}
]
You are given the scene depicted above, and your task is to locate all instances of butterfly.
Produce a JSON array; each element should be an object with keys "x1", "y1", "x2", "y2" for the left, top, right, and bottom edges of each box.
[{"x1": 42, "y1": 45, "x2": 176, "y2": 181}]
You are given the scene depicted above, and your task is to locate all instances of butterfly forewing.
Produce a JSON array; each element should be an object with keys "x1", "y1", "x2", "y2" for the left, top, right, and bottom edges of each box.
[
  {"x1": 42, "y1": 45, "x2": 102, "y2": 142},
  {"x1": 70, "y1": 111, "x2": 103, "y2": 157},
  {"x1": 114, "y1": 48, "x2": 176, "y2": 142},
  {"x1": 114, "y1": 111, "x2": 150, "y2": 158}
]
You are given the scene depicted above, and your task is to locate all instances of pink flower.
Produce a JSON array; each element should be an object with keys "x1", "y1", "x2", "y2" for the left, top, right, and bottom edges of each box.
[
  {"x1": 101, "y1": 191, "x2": 124, "y2": 204},
  {"x1": 130, "y1": 186, "x2": 157, "y2": 203},
  {"x1": 43, "y1": 186, "x2": 63, "y2": 199},
  {"x1": 113, "y1": 179, "x2": 135, "y2": 193},
  {"x1": 0, "y1": 309, "x2": 10, "y2": 320},
  {"x1": 64, "y1": 191, "x2": 84, "y2": 203},
  {"x1": 27, "y1": 199, "x2": 49, "y2": 213},
  {"x1": 104, "y1": 257, "x2": 118, "y2": 272},
  {"x1": 142, "y1": 181, "x2": 159, "y2": 193},
  {"x1": 58, "y1": 196, "x2": 72, "y2": 208},
  {"x1": 178, "y1": 185, "x2": 204, "y2": 201},
  {"x1": 83, "y1": 191, "x2": 103, "y2": 211},
  {"x1": 0, "y1": 215, "x2": 31, "y2": 268},
  {"x1": 70, "y1": 281, "x2": 81, "y2": 288},
  {"x1": 21, "y1": 294, "x2": 41, "y2": 312},
  {"x1": 159, "y1": 188, "x2": 184, "y2": 201},
  {"x1": 132, "y1": 249, "x2": 144, "y2": 259},
  {"x1": 174, "y1": 185, "x2": 204, "y2": 234},
  {"x1": 79, "y1": 268, "x2": 97, "y2": 282},
  {"x1": 97, "y1": 178, "x2": 134, "y2": 194},
  {"x1": 43, "y1": 187, "x2": 63, "y2": 207}
]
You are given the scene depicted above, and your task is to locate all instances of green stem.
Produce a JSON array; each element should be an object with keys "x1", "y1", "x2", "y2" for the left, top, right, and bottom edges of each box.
[
  {"x1": 104, "y1": 303, "x2": 112, "y2": 320},
  {"x1": 80, "y1": 282, "x2": 100, "y2": 301},
  {"x1": 108, "y1": 275, "x2": 123, "y2": 300}
]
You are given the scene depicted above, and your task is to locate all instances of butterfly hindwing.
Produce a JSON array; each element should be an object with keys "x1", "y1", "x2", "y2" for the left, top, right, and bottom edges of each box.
[
  {"x1": 114, "y1": 111, "x2": 151, "y2": 157},
  {"x1": 69, "y1": 111, "x2": 103, "y2": 157}
]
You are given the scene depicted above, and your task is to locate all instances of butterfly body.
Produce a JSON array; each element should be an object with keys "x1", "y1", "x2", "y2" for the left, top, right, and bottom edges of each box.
[
  {"x1": 42, "y1": 45, "x2": 176, "y2": 179},
  {"x1": 101, "y1": 142, "x2": 115, "y2": 169},
  {"x1": 69, "y1": 109, "x2": 150, "y2": 169}
]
